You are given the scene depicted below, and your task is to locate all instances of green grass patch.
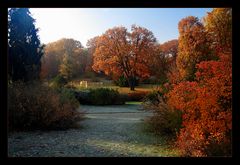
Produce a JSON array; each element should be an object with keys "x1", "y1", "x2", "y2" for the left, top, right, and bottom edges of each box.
[{"x1": 125, "y1": 101, "x2": 143, "y2": 105}]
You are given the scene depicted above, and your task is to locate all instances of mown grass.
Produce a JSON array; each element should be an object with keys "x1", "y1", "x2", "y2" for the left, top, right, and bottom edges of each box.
[
  {"x1": 87, "y1": 139, "x2": 180, "y2": 157},
  {"x1": 67, "y1": 78, "x2": 159, "y2": 95},
  {"x1": 125, "y1": 101, "x2": 143, "y2": 105}
]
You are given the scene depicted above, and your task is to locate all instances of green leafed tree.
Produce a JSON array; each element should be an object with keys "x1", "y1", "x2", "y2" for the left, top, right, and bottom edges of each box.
[{"x1": 8, "y1": 8, "x2": 44, "y2": 82}]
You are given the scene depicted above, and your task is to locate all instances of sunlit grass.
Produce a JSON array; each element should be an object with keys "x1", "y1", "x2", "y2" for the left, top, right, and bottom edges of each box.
[
  {"x1": 87, "y1": 139, "x2": 180, "y2": 157},
  {"x1": 67, "y1": 79, "x2": 160, "y2": 95},
  {"x1": 125, "y1": 101, "x2": 143, "y2": 105}
]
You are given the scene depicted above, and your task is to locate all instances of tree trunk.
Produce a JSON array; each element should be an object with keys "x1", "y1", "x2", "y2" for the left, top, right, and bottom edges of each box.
[{"x1": 129, "y1": 76, "x2": 135, "y2": 91}]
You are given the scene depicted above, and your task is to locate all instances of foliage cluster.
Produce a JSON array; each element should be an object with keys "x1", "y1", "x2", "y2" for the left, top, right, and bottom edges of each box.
[{"x1": 8, "y1": 81, "x2": 82, "y2": 131}]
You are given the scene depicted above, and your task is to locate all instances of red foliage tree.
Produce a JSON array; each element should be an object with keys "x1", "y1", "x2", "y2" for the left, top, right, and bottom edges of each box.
[{"x1": 168, "y1": 53, "x2": 232, "y2": 156}]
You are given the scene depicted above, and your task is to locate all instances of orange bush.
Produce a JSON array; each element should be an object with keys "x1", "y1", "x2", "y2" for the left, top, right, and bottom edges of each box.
[{"x1": 168, "y1": 54, "x2": 232, "y2": 156}]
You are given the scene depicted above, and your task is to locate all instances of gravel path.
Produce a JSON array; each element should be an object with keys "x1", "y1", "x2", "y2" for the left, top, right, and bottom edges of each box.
[{"x1": 8, "y1": 103, "x2": 179, "y2": 157}]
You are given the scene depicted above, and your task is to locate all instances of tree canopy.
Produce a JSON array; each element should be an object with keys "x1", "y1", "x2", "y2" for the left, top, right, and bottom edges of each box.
[
  {"x1": 176, "y1": 16, "x2": 214, "y2": 81},
  {"x1": 40, "y1": 38, "x2": 90, "y2": 80},
  {"x1": 92, "y1": 25, "x2": 157, "y2": 90}
]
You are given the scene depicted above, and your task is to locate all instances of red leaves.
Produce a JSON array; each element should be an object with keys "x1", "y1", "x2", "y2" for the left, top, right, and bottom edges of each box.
[{"x1": 167, "y1": 53, "x2": 232, "y2": 156}]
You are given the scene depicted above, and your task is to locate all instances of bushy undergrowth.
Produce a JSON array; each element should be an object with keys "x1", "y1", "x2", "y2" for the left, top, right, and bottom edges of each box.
[
  {"x1": 114, "y1": 75, "x2": 129, "y2": 87},
  {"x1": 125, "y1": 91, "x2": 149, "y2": 101},
  {"x1": 49, "y1": 75, "x2": 67, "y2": 89},
  {"x1": 8, "y1": 81, "x2": 83, "y2": 131},
  {"x1": 89, "y1": 88, "x2": 123, "y2": 105},
  {"x1": 114, "y1": 75, "x2": 139, "y2": 87},
  {"x1": 143, "y1": 93, "x2": 182, "y2": 138},
  {"x1": 75, "y1": 88, "x2": 125, "y2": 105},
  {"x1": 143, "y1": 91, "x2": 163, "y2": 105},
  {"x1": 168, "y1": 55, "x2": 232, "y2": 157}
]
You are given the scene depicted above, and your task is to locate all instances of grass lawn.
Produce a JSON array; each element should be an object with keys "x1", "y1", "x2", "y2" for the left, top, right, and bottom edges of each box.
[
  {"x1": 67, "y1": 78, "x2": 160, "y2": 95},
  {"x1": 125, "y1": 101, "x2": 143, "y2": 105}
]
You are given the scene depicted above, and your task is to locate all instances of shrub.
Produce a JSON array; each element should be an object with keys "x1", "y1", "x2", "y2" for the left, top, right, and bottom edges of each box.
[
  {"x1": 126, "y1": 91, "x2": 149, "y2": 101},
  {"x1": 8, "y1": 81, "x2": 83, "y2": 131},
  {"x1": 168, "y1": 54, "x2": 232, "y2": 156},
  {"x1": 143, "y1": 89, "x2": 166, "y2": 105},
  {"x1": 75, "y1": 88, "x2": 125, "y2": 105},
  {"x1": 49, "y1": 75, "x2": 67, "y2": 89},
  {"x1": 143, "y1": 95, "x2": 182, "y2": 137},
  {"x1": 143, "y1": 83, "x2": 172, "y2": 106},
  {"x1": 89, "y1": 88, "x2": 124, "y2": 105},
  {"x1": 59, "y1": 88, "x2": 79, "y2": 105},
  {"x1": 115, "y1": 75, "x2": 129, "y2": 87}
]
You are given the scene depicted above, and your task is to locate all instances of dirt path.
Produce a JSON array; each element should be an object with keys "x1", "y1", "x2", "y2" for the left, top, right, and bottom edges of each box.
[{"x1": 8, "y1": 103, "x2": 179, "y2": 157}]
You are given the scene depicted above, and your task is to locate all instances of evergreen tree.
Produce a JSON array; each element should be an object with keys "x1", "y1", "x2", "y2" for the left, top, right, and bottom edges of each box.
[{"x1": 8, "y1": 8, "x2": 44, "y2": 82}]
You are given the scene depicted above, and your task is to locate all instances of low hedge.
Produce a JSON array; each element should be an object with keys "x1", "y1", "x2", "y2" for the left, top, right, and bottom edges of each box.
[{"x1": 74, "y1": 88, "x2": 125, "y2": 105}]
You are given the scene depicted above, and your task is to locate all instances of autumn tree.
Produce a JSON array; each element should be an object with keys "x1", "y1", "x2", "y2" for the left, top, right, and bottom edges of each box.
[
  {"x1": 40, "y1": 43, "x2": 61, "y2": 79},
  {"x1": 204, "y1": 8, "x2": 232, "y2": 54},
  {"x1": 160, "y1": 39, "x2": 178, "y2": 62},
  {"x1": 92, "y1": 25, "x2": 157, "y2": 90},
  {"x1": 40, "y1": 38, "x2": 85, "y2": 80},
  {"x1": 168, "y1": 53, "x2": 232, "y2": 156},
  {"x1": 166, "y1": 9, "x2": 232, "y2": 156},
  {"x1": 8, "y1": 8, "x2": 44, "y2": 82},
  {"x1": 86, "y1": 36, "x2": 99, "y2": 72},
  {"x1": 150, "y1": 40, "x2": 178, "y2": 83},
  {"x1": 176, "y1": 16, "x2": 214, "y2": 81}
]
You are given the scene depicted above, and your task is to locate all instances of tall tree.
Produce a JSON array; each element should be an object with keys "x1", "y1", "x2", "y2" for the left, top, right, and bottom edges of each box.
[
  {"x1": 160, "y1": 39, "x2": 178, "y2": 61},
  {"x1": 176, "y1": 16, "x2": 213, "y2": 81},
  {"x1": 204, "y1": 8, "x2": 232, "y2": 54},
  {"x1": 150, "y1": 40, "x2": 178, "y2": 83},
  {"x1": 92, "y1": 25, "x2": 157, "y2": 90},
  {"x1": 86, "y1": 37, "x2": 99, "y2": 72},
  {"x1": 59, "y1": 53, "x2": 74, "y2": 80},
  {"x1": 40, "y1": 38, "x2": 84, "y2": 79},
  {"x1": 8, "y1": 8, "x2": 44, "y2": 82}
]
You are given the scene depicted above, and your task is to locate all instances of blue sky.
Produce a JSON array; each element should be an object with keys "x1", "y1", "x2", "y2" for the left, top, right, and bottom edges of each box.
[{"x1": 30, "y1": 8, "x2": 212, "y2": 47}]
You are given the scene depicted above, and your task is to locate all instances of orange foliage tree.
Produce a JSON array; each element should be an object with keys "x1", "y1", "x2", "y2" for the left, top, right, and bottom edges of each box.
[
  {"x1": 92, "y1": 25, "x2": 157, "y2": 90},
  {"x1": 168, "y1": 53, "x2": 232, "y2": 156},
  {"x1": 204, "y1": 8, "x2": 232, "y2": 54},
  {"x1": 149, "y1": 40, "x2": 178, "y2": 84},
  {"x1": 160, "y1": 39, "x2": 178, "y2": 62},
  {"x1": 165, "y1": 8, "x2": 232, "y2": 156},
  {"x1": 86, "y1": 36, "x2": 99, "y2": 72},
  {"x1": 176, "y1": 16, "x2": 214, "y2": 81}
]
